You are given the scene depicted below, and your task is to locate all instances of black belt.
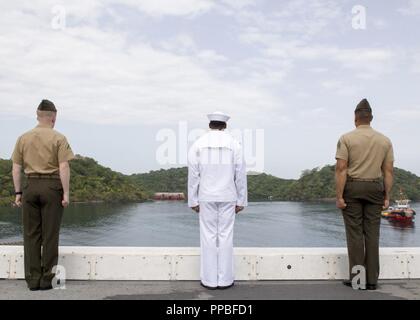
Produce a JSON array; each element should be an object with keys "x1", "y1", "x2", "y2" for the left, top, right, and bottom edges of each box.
[
  {"x1": 347, "y1": 177, "x2": 380, "y2": 182},
  {"x1": 26, "y1": 174, "x2": 60, "y2": 180}
]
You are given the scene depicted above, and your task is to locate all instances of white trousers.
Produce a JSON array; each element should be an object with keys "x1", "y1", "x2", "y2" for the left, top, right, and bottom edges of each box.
[{"x1": 199, "y1": 201, "x2": 236, "y2": 287}]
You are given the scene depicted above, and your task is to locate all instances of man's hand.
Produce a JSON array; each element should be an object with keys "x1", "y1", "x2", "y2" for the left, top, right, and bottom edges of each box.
[
  {"x1": 12, "y1": 163, "x2": 22, "y2": 208},
  {"x1": 14, "y1": 195, "x2": 22, "y2": 208},
  {"x1": 382, "y1": 161, "x2": 393, "y2": 210},
  {"x1": 336, "y1": 198, "x2": 347, "y2": 210},
  {"x1": 235, "y1": 206, "x2": 244, "y2": 214},
  {"x1": 335, "y1": 159, "x2": 348, "y2": 210},
  {"x1": 59, "y1": 161, "x2": 71, "y2": 208},
  {"x1": 191, "y1": 205, "x2": 200, "y2": 213},
  {"x1": 383, "y1": 198, "x2": 390, "y2": 210},
  {"x1": 62, "y1": 192, "x2": 70, "y2": 208}
]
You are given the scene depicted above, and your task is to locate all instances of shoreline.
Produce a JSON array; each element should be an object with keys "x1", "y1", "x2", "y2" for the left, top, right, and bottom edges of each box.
[
  {"x1": 0, "y1": 198, "x2": 335, "y2": 208},
  {"x1": 2, "y1": 198, "x2": 419, "y2": 208}
]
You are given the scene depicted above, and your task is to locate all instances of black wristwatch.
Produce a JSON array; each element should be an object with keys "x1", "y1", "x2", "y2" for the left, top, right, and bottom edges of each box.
[{"x1": 15, "y1": 192, "x2": 23, "y2": 196}]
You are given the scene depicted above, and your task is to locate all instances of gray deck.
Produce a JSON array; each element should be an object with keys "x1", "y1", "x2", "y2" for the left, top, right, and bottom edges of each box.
[{"x1": 1, "y1": 280, "x2": 420, "y2": 300}]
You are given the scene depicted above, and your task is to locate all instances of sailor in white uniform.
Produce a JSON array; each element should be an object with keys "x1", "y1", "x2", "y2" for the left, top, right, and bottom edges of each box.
[{"x1": 188, "y1": 111, "x2": 248, "y2": 290}]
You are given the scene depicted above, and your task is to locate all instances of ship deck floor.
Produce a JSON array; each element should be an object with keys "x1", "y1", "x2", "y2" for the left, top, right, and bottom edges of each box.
[{"x1": 1, "y1": 280, "x2": 419, "y2": 300}]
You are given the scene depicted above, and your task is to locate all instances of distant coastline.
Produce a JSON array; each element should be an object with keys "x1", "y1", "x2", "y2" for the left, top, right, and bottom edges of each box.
[{"x1": 1, "y1": 156, "x2": 420, "y2": 207}]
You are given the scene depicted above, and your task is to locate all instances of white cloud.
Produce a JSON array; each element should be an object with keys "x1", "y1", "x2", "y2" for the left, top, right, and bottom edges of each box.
[
  {"x1": 387, "y1": 107, "x2": 420, "y2": 121},
  {"x1": 236, "y1": 0, "x2": 345, "y2": 41},
  {"x1": 298, "y1": 107, "x2": 326, "y2": 117},
  {"x1": 219, "y1": 0, "x2": 256, "y2": 10},
  {"x1": 233, "y1": 1, "x2": 398, "y2": 79},
  {"x1": 2, "y1": 0, "x2": 215, "y2": 21},
  {"x1": 159, "y1": 34, "x2": 227, "y2": 64},
  {"x1": 371, "y1": 18, "x2": 388, "y2": 30},
  {"x1": 1, "y1": 1, "x2": 420, "y2": 177},
  {"x1": 412, "y1": 52, "x2": 420, "y2": 73},
  {"x1": 0, "y1": 1, "x2": 415, "y2": 127},
  {"x1": 398, "y1": 0, "x2": 420, "y2": 15},
  {"x1": 320, "y1": 81, "x2": 359, "y2": 96},
  {"x1": 196, "y1": 50, "x2": 228, "y2": 63},
  {"x1": 120, "y1": 0, "x2": 215, "y2": 17},
  {"x1": 0, "y1": 4, "x2": 281, "y2": 127},
  {"x1": 260, "y1": 41, "x2": 397, "y2": 79},
  {"x1": 332, "y1": 47, "x2": 397, "y2": 79},
  {"x1": 159, "y1": 34, "x2": 197, "y2": 53},
  {"x1": 308, "y1": 67, "x2": 329, "y2": 73}
]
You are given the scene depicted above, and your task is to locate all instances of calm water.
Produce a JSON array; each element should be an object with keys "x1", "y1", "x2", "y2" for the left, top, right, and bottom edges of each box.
[{"x1": 0, "y1": 201, "x2": 419, "y2": 247}]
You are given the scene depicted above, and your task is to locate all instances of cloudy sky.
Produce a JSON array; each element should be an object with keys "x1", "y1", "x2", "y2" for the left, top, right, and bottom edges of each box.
[{"x1": 0, "y1": 0, "x2": 419, "y2": 178}]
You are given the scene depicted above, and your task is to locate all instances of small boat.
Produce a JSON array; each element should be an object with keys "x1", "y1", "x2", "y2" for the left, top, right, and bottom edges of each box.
[
  {"x1": 382, "y1": 191, "x2": 416, "y2": 223},
  {"x1": 153, "y1": 192, "x2": 186, "y2": 201}
]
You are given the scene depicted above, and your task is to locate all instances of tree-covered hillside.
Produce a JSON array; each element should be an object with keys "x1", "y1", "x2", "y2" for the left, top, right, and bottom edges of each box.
[
  {"x1": 247, "y1": 173, "x2": 294, "y2": 201},
  {"x1": 70, "y1": 156, "x2": 148, "y2": 202},
  {"x1": 130, "y1": 167, "x2": 188, "y2": 197},
  {"x1": 285, "y1": 165, "x2": 420, "y2": 201},
  {"x1": 130, "y1": 168, "x2": 295, "y2": 201},
  {"x1": 131, "y1": 165, "x2": 420, "y2": 202},
  {"x1": 0, "y1": 159, "x2": 13, "y2": 206},
  {"x1": 1, "y1": 157, "x2": 420, "y2": 207},
  {"x1": 0, "y1": 156, "x2": 148, "y2": 206}
]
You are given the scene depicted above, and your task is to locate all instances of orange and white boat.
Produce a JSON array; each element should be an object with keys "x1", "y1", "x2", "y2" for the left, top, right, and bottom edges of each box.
[{"x1": 382, "y1": 191, "x2": 416, "y2": 223}]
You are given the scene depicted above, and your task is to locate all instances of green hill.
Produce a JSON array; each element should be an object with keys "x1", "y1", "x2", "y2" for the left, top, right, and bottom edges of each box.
[
  {"x1": 0, "y1": 159, "x2": 14, "y2": 206},
  {"x1": 285, "y1": 165, "x2": 420, "y2": 201},
  {"x1": 69, "y1": 156, "x2": 148, "y2": 202},
  {"x1": 1, "y1": 157, "x2": 420, "y2": 207},
  {"x1": 0, "y1": 156, "x2": 148, "y2": 206},
  {"x1": 247, "y1": 173, "x2": 294, "y2": 201},
  {"x1": 131, "y1": 165, "x2": 420, "y2": 202},
  {"x1": 129, "y1": 168, "x2": 294, "y2": 201},
  {"x1": 129, "y1": 167, "x2": 188, "y2": 197}
]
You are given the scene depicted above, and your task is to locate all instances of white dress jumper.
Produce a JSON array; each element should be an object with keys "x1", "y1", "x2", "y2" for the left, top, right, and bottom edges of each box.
[{"x1": 188, "y1": 130, "x2": 248, "y2": 287}]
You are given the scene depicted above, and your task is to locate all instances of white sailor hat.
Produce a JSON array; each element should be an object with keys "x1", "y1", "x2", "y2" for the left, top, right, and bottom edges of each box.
[{"x1": 207, "y1": 111, "x2": 230, "y2": 122}]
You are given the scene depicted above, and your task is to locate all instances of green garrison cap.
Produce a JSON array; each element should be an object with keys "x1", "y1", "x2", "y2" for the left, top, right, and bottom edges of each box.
[
  {"x1": 355, "y1": 98, "x2": 372, "y2": 113},
  {"x1": 37, "y1": 99, "x2": 57, "y2": 112}
]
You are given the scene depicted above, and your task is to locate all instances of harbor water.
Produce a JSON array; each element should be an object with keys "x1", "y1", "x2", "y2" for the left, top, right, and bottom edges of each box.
[{"x1": 0, "y1": 201, "x2": 419, "y2": 247}]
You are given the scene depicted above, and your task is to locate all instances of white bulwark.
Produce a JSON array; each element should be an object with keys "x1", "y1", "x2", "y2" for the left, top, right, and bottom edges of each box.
[{"x1": 1, "y1": 246, "x2": 419, "y2": 280}]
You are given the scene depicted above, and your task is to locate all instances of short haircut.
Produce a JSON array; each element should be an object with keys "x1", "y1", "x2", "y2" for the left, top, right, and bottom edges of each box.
[
  {"x1": 37, "y1": 110, "x2": 56, "y2": 118},
  {"x1": 355, "y1": 109, "x2": 373, "y2": 122},
  {"x1": 209, "y1": 121, "x2": 227, "y2": 130}
]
